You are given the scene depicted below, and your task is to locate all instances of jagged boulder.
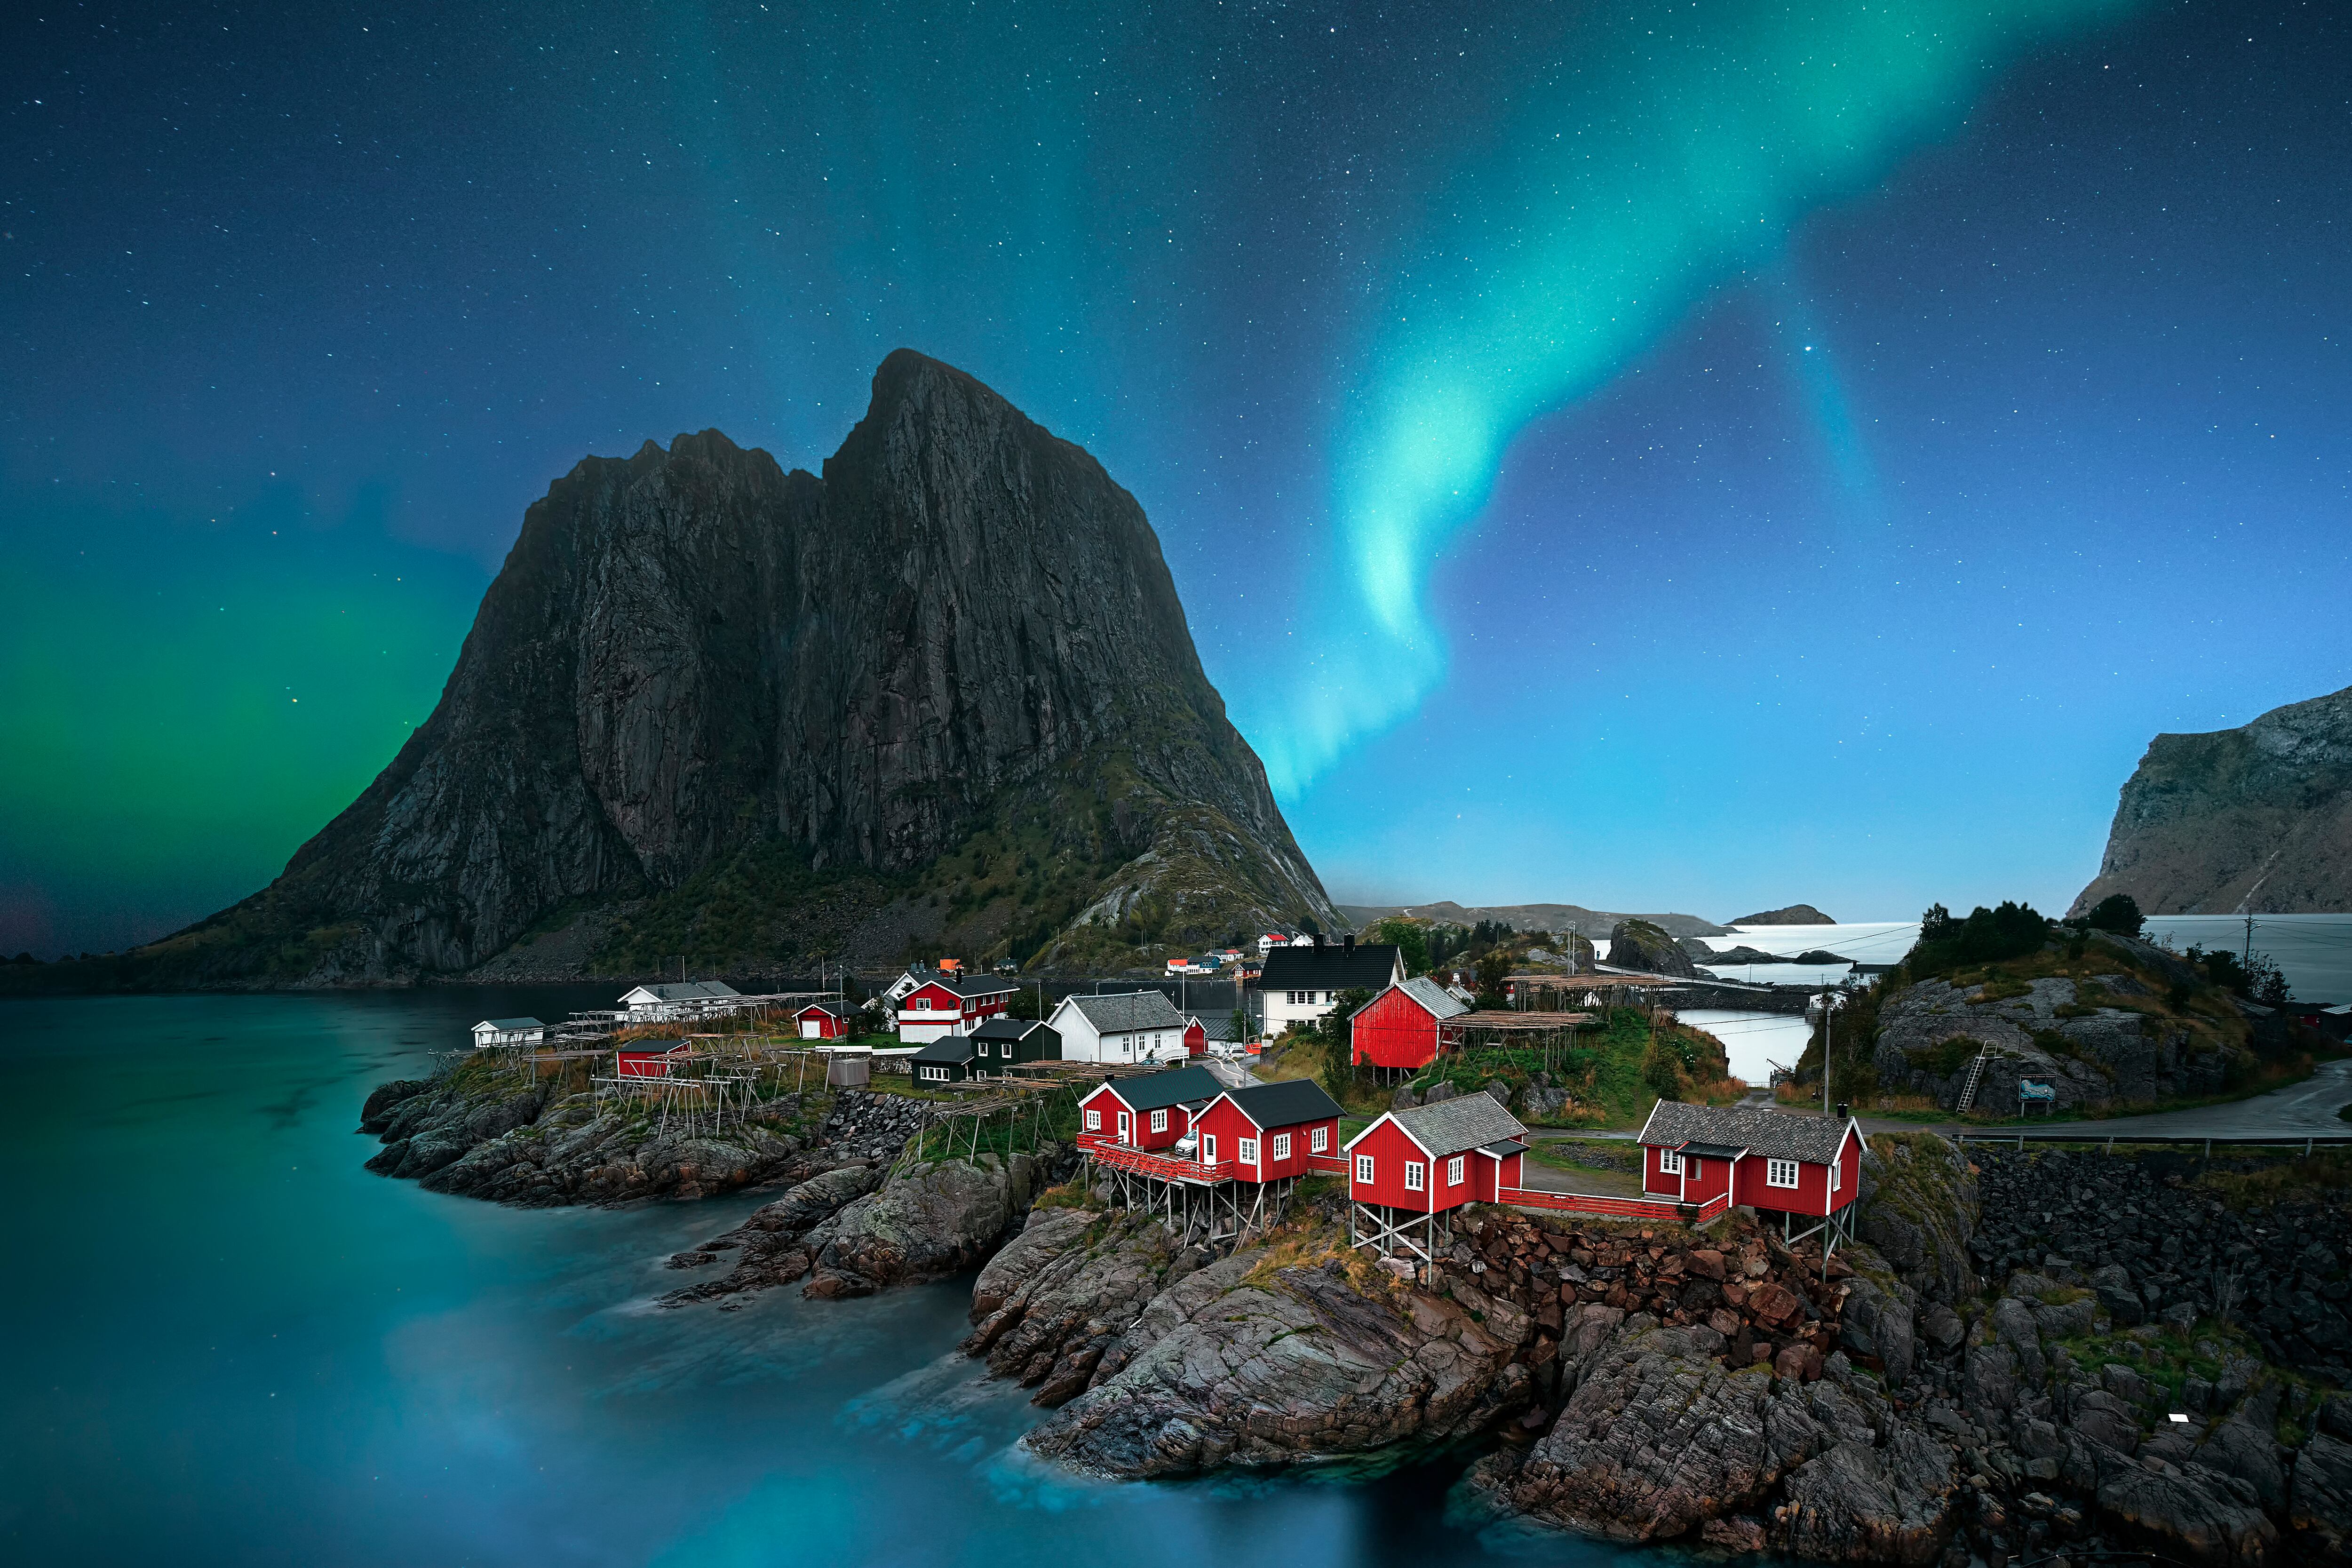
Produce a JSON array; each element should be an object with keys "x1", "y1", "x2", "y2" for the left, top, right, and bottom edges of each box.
[
  {"x1": 802, "y1": 1154, "x2": 1031, "y2": 1297},
  {"x1": 1608, "y1": 919, "x2": 1700, "y2": 978}
]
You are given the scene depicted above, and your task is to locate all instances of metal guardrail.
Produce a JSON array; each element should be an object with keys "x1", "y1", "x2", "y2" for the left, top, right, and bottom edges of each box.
[{"x1": 1949, "y1": 1130, "x2": 2352, "y2": 1154}]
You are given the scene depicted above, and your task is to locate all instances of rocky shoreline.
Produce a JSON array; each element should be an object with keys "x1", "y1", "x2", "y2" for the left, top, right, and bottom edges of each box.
[{"x1": 357, "y1": 1064, "x2": 2349, "y2": 1564}]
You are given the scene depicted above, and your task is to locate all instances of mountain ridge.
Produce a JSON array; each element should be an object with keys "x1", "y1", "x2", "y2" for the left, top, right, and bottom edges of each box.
[{"x1": 91, "y1": 350, "x2": 1337, "y2": 986}]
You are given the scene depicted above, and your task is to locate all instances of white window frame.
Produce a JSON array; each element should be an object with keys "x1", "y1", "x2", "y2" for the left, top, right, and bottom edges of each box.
[
  {"x1": 1766, "y1": 1157, "x2": 1801, "y2": 1189},
  {"x1": 1447, "y1": 1155, "x2": 1464, "y2": 1186},
  {"x1": 1150, "y1": 1108, "x2": 1168, "y2": 1133},
  {"x1": 1657, "y1": 1149, "x2": 1683, "y2": 1176},
  {"x1": 1084, "y1": 1108, "x2": 1101, "y2": 1131},
  {"x1": 1239, "y1": 1137, "x2": 1259, "y2": 1165},
  {"x1": 1830, "y1": 1156, "x2": 1842, "y2": 1190},
  {"x1": 1311, "y1": 1126, "x2": 1329, "y2": 1154},
  {"x1": 1404, "y1": 1161, "x2": 1426, "y2": 1192},
  {"x1": 913, "y1": 996, "x2": 932, "y2": 1010},
  {"x1": 1355, "y1": 1154, "x2": 1375, "y2": 1185},
  {"x1": 1271, "y1": 1133, "x2": 1291, "y2": 1162}
]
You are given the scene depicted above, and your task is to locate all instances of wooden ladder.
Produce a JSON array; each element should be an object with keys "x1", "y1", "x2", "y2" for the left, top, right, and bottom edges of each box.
[{"x1": 1953, "y1": 1045, "x2": 1991, "y2": 1114}]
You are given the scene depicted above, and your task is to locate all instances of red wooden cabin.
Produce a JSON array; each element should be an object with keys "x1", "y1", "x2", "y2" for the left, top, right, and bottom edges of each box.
[
  {"x1": 1348, "y1": 977, "x2": 1470, "y2": 1071},
  {"x1": 1077, "y1": 1065, "x2": 1224, "y2": 1151},
  {"x1": 616, "y1": 1040, "x2": 690, "y2": 1078},
  {"x1": 1346, "y1": 1097, "x2": 1528, "y2": 1213},
  {"x1": 1192, "y1": 1080, "x2": 1344, "y2": 1182},
  {"x1": 1182, "y1": 1016, "x2": 1207, "y2": 1056},
  {"x1": 793, "y1": 1001, "x2": 851, "y2": 1040},
  {"x1": 1635, "y1": 1100, "x2": 1865, "y2": 1241},
  {"x1": 896, "y1": 975, "x2": 1017, "y2": 1044}
]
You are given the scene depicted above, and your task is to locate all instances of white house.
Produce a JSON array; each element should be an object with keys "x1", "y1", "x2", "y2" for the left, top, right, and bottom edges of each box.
[
  {"x1": 619, "y1": 980, "x2": 743, "y2": 1022},
  {"x1": 1256, "y1": 938, "x2": 1405, "y2": 1037},
  {"x1": 471, "y1": 1017, "x2": 544, "y2": 1049},
  {"x1": 1046, "y1": 990, "x2": 1192, "y2": 1064}
]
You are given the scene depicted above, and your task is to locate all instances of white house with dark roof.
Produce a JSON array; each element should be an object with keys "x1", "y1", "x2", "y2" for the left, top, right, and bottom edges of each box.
[
  {"x1": 1256, "y1": 938, "x2": 1404, "y2": 1036},
  {"x1": 1047, "y1": 989, "x2": 1190, "y2": 1063},
  {"x1": 619, "y1": 981, "x2": 743, "y2": 1022},
  {"x1": 471, "y1": 1017, "x2": 544, "y2": 1049}
]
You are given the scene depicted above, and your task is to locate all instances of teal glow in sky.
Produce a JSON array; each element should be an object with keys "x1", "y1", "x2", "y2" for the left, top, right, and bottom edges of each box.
[{"x1": 7, "y1": 0, "x2": 2351, "y2": 954}]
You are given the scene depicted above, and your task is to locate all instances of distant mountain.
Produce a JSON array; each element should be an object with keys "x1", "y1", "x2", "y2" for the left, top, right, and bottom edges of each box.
[
  {"x1": 2072, "y1": 684, "x2": 2352, "y2": 917},
  {"x1": 101, "y1": 350, "x2": 1337, "y2": 986},
  {"x1": 1337, "y1": 901, "x2": 1730, "y2": 939},
  {"x1": 1728, "y1": 904, "x2": 1836, "y2": 925}
]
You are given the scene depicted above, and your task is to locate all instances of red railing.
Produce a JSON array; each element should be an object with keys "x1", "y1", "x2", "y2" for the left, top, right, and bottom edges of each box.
[
  {"x1": 1304, "y1": 1153, "x2": 1351, "y2": 1176},
  {"x1": 1077, "y1": 1133, "x2": 1233, "y2": 1185},
  {"x1": 1494, "y1": 1187, "x2": 1731, "y2": 1224}
]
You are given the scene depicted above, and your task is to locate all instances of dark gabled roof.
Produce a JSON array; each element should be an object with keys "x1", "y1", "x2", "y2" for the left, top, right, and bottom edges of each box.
[
  {"x1": 912, "y1": 1035, "x2": 979, "y2": 1064},
  {"x1": 1258, "y1": 943, "x2": 1402, "y2": 992},
  {"x1": 628, "y1": 981, "x2": 740, "y2": 1002},
  {"x1": 1351, "y1": 1095, "x2": 1527, "y2": 1158},
  {"x1": 1060, "y1": 990, "x2": 1187, "y2": 1034},
  {"x1": 1350, "y1": 975, "x2": 1467, "y2": 1023},
  {"x1": 1217, "y1": 1078, "x2": 1343, "y2": 1130},
  {"x1": 971, "y1": 1018, "x2": 1056, "y2": 1044},
  {"x1": 618, "y1": 1038, "x2": 688, "y2": 1053},
  {"x1": 474, "y1": 1016, "x2": 543, "y2": 1030},
  {"x1": 906, "y1": 974, "x2": 1017, "y2": 1000},
  {"x1": 1679, "y1": 1140, "x2": 1748, "y2": 1160},
  {"x1": 1637, "y1": 1100, "x2": 1857, "y2": 1165},
  {"x1": 1477, "y1": 1140, "x2": 1525, "y2": 1159},
  {"x1": 1088, "y1": 1064, "x2": 1223, "y2": 1113},
  {"x1": 794, "y1": 1000, "x2": 849, "y2": 1018}
]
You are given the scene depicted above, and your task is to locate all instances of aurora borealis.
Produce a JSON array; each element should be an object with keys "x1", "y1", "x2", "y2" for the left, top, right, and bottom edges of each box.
[{"x1": 7, "y1": 0, "x2": 2352, "y2": 955}]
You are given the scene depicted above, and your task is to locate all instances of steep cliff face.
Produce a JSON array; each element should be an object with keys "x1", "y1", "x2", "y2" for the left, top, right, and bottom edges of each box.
[
  {"x1": 141, "y1": 350, "x2": 1335, "y2": 982},
  {"x1": 2072, "y1": 685, "x2": 2352, "y2": 916}
]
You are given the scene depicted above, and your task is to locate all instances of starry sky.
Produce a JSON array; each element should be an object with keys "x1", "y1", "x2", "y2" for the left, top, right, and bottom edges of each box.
[{"x1": 6, "y1": 0, "x2": 2350, "y2": 958}]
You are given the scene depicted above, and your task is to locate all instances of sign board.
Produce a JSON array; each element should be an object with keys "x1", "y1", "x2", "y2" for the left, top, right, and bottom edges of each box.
[{"x1": 2018, "y1": 1080, "x2": 2056, "y2": 1102}]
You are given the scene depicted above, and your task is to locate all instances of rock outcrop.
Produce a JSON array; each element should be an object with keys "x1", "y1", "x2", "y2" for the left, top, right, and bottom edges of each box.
[
  {"x1": 1734, "y1": 904, "x2": 1838, "y2": 925},
  {"x1": 1608, "y1": 919, "x2": 1701, "y2": 978},
  {"x1": 2073, "y1": 684, "x2": 2352, "y2": 916},
  {"x1": 116, "y1": 350, "x2": 1337, "y2": 985}
]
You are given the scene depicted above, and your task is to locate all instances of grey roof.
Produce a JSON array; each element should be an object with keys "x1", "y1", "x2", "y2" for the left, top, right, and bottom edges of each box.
[
  {"x1": 1351, "y1": 975, "x2": 1467, "y2": 1022},
  {"x1": 795, "y1": 1000, "x2": 849, "y2": 1017},
  {"x1": 1094, "y1": 1064, "x2": 1224, "y2": 1113},
  {"x1": 1062, "y1": 989, "x2": 1187, "y2": 1035},
  {"x1": 912, "y1": 1035, "x2": 979, "y2": 1064},
  {"x1": 940, "y1": 974, "x2": 1017, "y2": 998},
  {"x1": 971, "y1": 1018, "x2": 1056, "y2": 1045},
  {"x1": 630, "y1": 981, "x2": 740, "y2": 1003},
  {"x1": 1360, "y1": 1095, "x2": 1528, "y2": 1158},
  {"x1": 1259, "y1": 944, "x2": 1402, "y2": 993},
  {"x1": 1219, "y1": 1079, "x2": 1343, "y2": 1129},
  {"x1": 1637, "y1": 1100, "x2": 1853, "y2": 1164},
  {"x1": 474, "y1": 1017, "x2": 543, "y2": 1031}
]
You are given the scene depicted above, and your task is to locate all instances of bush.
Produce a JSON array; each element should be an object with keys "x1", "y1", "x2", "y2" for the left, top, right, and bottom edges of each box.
[
  {"x1": 2085, "y1": 893, "x2": 2144, "y2": 938},
  {"x1": 1906, "y1": 900, "x2": 2051, "y2": 977}
]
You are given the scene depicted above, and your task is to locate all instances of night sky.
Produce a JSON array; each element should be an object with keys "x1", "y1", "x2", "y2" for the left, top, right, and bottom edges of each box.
[{"x1": 6, "y1": 0, "x2": 2349, "y2": 958}]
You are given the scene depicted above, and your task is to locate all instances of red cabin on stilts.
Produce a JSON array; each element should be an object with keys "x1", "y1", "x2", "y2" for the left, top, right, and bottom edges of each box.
[
  {"x1": 616, "y1": 1040, "x2": 690, "y2": 1078},
  {"x1": 1348, "y1": 977, "x2": 1470, "y2": 1073},
  {"x1": 1344, "y1": 1096, "x2": 1528, "y2": 1262},
  {"x1": 1191, "y1": 1080, "x2": 1343, "y2": 1183},
  {"x1": 1635, "y1": 1099, "x2": 1867, "y2": 1255},
  {"x1": 1076, "y1": 1065, "x2": 1224, "y2": 1151}
]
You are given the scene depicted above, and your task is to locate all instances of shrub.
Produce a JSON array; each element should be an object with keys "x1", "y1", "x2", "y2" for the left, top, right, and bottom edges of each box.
[{"x1": 2085, "y1": 893, "x2": 2144, "y2": 938}]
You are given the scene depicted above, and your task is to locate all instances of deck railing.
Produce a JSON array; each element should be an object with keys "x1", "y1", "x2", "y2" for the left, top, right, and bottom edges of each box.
[
  {"x1": 1077, "y1": 1133, "x2": 1233, "y2": 1185},
  {"x1": 1493, "y1": 1187, "x2": 1731, "y2": 1224}
]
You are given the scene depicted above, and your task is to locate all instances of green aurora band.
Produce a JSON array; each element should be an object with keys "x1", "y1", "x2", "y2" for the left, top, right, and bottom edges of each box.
[{"x1": 1263, "y1": 0, "x2": 2141, "y2": 796}]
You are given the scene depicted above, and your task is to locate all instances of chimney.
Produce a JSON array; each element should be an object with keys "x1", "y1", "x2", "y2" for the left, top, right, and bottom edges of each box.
[
  {"x1": 1313, "y1": 932, "x2": 1326, "y2": 949},
  {"x1": 1343, "y1": 933, "x2": 1355, "y2": 952},
  {"x1": 1835, "y1": 1101, "x2": 1851, "y2": 1122}
]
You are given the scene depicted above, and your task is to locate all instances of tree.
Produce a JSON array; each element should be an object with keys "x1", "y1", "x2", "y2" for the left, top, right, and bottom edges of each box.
[
  {"x1": 1474, "y1": 948, "x2": 1513, "y2": 1007},
  {"x1": 1366, "y1": 916, "x2": 1431, "y2": 976},
  {"x1": 1319, "y1": 986, "x2": 1374, "y2": 1100},
  {"x1": 1641, "y1": 1030, "x2": 1685, "y2": 1101},
  {"x1": 2085, "y1": 893, "x2": 2144, "y2": 938}
]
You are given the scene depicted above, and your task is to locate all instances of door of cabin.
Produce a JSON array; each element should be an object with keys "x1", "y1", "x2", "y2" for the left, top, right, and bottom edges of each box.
[{"x1": 1117, "y1": 1110, "x2": 1133, "y2": 1143}]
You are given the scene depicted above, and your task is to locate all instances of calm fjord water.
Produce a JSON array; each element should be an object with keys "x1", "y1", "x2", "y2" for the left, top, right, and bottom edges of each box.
[{"x1": 0, "y1": 990, "x2": 1632, "y2": 1568}]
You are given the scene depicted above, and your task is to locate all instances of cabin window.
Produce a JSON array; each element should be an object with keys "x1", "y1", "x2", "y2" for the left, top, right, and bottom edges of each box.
[
  {"x1": 1831, "y1": 1156, "x2": 1842, "y2": 1190},
  {"x1": 1447, "y1": 1155, "x2": 1464, "y2": 1186},
  {"x1": 1239, "y1": 1138, "x2": 1259, "y2": 1165},
  {"x1": 1085, "y1": 1109, "x2": 1101, "y2": 1131},
  {"x1": 1271, "y1": 1133, "x2": 1290, "y2": 1161},
  {"x1": 1356, "y1": 1154, "x2": 1375, "y2": 1185},
  {"x1": 1657, "y1": 1149, "x2": 1682, "y2": 1176},
  {"x1": 1404, "y1": 1161, "x2": 1426, "y2": 1192},
  {"x1": 1766, "y1": 1158, "x2": 1800, "y2": 1189},
  {"x1": 1150, "y1": 1108, "x2": 1168, "y2": 1133},
  {"x1": 1311, "y1": 1127, "x2": 1329, "y2": 1154},
  {"x1": 913, "y1": 997, "x2": 931, "y2": 1010}
]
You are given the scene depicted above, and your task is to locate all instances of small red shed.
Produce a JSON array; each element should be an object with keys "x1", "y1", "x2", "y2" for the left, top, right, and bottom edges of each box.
[
  {"x1": 1348, "y1": 977, "x2": 1470, "y2": 1071},
  {"x1": 1636, "y1": 1100, "x2": 1866, "y2": 1244},
  {"x1": 616, "y1": 1040, "x2": 690, "y2": 1078},
  {"x1": 1182, "y1": 1016, "x2": 1208, "y2": 1057},
  {"x1": 1077, "y1": 1064, "x2": 1224, "y2": 1150},
  {"x1": 1192, "y1": 1079, "x2": 1344, "y2": 1182},
  {"x1": 1345, "y1": 1096, "x2": 1528, "y2": 1260},
  {"x1": 793, "y1": 1001, "x2": 851, "y2": 1040}
]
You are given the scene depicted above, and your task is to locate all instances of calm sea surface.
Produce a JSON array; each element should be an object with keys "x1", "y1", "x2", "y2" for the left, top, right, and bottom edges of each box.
[{"x1": 0, "y1": 990, "x2": 1645, "y2": 1568}]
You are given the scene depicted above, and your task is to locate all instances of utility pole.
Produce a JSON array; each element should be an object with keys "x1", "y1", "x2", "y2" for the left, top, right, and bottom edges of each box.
[{"x1": 2243, "y1": 912, "x2": 2255, "y2": 971}]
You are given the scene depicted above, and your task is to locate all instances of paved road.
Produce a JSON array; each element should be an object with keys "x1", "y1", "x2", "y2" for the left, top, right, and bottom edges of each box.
[{"x1": 1518, "y1": 1059, "x2": 2352, "y2": 1143}]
